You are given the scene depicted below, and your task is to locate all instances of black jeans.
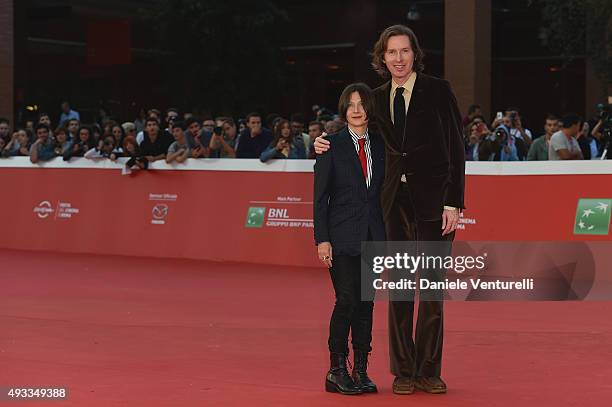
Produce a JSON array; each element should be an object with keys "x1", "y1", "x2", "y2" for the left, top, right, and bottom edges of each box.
[{"x1": 328, "y1": 254, "x2": 374, "y2": 355}]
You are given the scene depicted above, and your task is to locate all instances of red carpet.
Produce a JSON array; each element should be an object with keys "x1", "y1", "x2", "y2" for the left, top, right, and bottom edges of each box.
[{"x1": 1, "y1": 248, "x2": 612, "y2": 406}]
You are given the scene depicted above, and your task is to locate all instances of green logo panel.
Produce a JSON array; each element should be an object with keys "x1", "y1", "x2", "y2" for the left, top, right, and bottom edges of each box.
[
  {"x1": 574, "y1": 199, "x2": 611, "y2": 235},
  {"x1": 245, "y1": 207, "x2": 266, "y2": 228}
]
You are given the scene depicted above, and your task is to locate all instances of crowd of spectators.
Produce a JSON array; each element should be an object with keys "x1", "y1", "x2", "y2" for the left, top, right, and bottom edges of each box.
[
  {"x1": 0, "y1": 102, "x2": 334, "y2": 170},
  {"x1": 0, "y1": 101, "x2": 609, "y2": 170},
  {"x1": 462, "y1": 104, "x2": 609, "y2": 161}
]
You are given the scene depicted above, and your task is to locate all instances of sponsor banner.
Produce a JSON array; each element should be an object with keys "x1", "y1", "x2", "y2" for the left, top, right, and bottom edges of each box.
[
  {"x1": 0, "y1": 166, "x2": 611, "y2": 268},
  {"x1": 246, "y1": 196, "x2": 313, "y2": 229}
]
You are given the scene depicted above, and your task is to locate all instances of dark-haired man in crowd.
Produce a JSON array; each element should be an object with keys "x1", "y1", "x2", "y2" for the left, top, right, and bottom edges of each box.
[
  {"x1": 236, "y1": 112, "x2": 273, "y2": 158},
  {"x1": 166, "y1": 121, "x2": 191, "y2": 164},
  {"x1": 202, "y1": 118, "x2": 215, "y2": 134},
  {"x1": 527, "y1": 115, "x2": 559, "y2": 161},
  {"x1": 38, "y1": 113, "x2": 52, "y2": 129},
  {"x1": 139, "y1": 117, "x2": 173, "y2": 163},
  {"x1": 0, "y1": 118, "x2": 9, "y2": 144},
  {"x1": 549, "y1": 113, "x2": 583, "y2": 160},
  {"x1": 290, "y1": 113, "x2": 309, "y2": 157},
  {"x1": 67, "y1": 119, "x2": 80, "y2": 142},
  {"x1": 308, "y1": 121, "x2": 324, "y2": 159},
  {"x1": 186, "y1": 117, "x2": 211, "y2": 158},
  {"x1": 29, "y1": 123, "x2": 56, "y2": 163}
]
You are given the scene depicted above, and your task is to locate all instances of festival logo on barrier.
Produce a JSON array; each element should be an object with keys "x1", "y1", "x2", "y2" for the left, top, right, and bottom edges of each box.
[
  {"x1": 573, "y1": 198, "x2": 611, "y2": 235},
  {"x1": 457, "y1": 211, "x2": 477, "y2": 231},
  {"x1": 149, "y1": 193, "x2": 177, "y2": 225},
  {"x1": 33, "y1": 200, "x2": 79, "y2": 220},
  {"x1": 33, "y1": 201, "x2": 54, "y2": 219},
  {"x1": 245, "y1": 196, "x2": 313, "y2": 229}
]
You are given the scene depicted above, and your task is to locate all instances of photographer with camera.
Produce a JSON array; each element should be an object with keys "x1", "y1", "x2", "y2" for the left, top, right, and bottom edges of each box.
[
  {"x1": 502, "y1": 108, "x2": 532, "y2": 157},
  {"x1": 548, "y1": 113, "x2": 584, "y2": 160},
  {"x1": 495, "y1": 125, "x2": 520, "y2": 161},
  {"x1": 208, "y1": 118, "x2": 237, "y2": 158},
  {"x1": 592, "y1": 103, "x2": 611, "y2": 159},
  {"x1": 164, "y1": 108, "x2": 179, "y2": 133}
]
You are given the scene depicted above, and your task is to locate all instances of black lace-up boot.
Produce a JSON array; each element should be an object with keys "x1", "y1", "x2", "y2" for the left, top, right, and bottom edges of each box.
[
  {"x1": 325, "y1": 353, "x2": 363, "y2": 395},
  {"x1": 351, "y1": 351, "x2": 377, "y2": 393}
]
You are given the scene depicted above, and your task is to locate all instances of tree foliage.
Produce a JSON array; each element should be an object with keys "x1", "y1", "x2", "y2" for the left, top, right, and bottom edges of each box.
[{"x1": 539, "y1": 0, "x2": 611, "y2": 85}]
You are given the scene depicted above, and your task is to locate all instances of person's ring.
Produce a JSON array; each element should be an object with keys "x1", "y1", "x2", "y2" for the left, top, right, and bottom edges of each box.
[{"x1": 323, "y1": 255, "x2": 330, "y2": 260}]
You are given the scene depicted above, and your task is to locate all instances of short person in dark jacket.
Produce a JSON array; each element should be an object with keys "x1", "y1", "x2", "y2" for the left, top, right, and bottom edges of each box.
[{"x1": 314, "y1": 83, "x2": 385, "y2": 395}]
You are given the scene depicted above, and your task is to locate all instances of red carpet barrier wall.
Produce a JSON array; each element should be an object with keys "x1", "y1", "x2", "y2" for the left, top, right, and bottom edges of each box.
[{"x1": 1, "y1": 158, "x2": 612, "y2": 267}]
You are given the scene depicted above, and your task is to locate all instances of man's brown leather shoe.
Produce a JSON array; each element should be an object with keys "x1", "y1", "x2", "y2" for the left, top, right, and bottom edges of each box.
[
  {"x1": 415, "y1": 376, "x2": 447, "y2": 394},
  {"x1": 392, "y1": 376, "x2": 415, "y2": 395}
]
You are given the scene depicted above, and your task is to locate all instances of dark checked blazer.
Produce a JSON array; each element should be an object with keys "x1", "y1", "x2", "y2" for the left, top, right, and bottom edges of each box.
[{"x1": 313, "y1": 126, "x2": 386, "y2": 256}]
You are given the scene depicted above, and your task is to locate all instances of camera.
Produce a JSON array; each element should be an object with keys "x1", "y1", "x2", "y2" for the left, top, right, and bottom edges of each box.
[
  {"x1": 597, "y1": 103, "x2": 612, "y2": 159},
  {"x1": 495, "y1": 127, "x2": 508, "y2": 144},
  {"x1": 597, "y1": 103, "x2": 611, "y2": 124},
  {"x1": 213, "y1": 126, "x2": 223, "y2": 136}
]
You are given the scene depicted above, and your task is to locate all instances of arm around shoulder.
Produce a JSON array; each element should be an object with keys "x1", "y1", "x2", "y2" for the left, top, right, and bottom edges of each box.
[{"x1": 313, "y1": 138, "x2": 334, "y2": 245}]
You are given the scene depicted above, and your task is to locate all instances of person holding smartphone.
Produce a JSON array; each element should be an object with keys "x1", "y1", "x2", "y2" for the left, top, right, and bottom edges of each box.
[{"x1": 259, "y1": 119, "x2": 305, "y2": 162}]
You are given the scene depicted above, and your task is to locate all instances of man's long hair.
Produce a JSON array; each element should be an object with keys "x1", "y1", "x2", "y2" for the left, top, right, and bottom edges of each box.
[{"x1": 371, "y1": 24, "x2": 425, "y2": 78}]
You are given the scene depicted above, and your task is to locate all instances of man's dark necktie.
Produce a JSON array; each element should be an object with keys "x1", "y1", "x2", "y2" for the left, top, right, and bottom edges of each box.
[{"x1": 393, "y1": 87, "x2": 406, "y2": 140}]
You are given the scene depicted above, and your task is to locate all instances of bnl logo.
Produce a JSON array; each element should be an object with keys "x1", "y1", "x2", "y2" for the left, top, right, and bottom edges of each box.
[
  {"x1": 245, "y1": 207, "x2": 265, "y2": 228},
  {"x1": 245, "y1": 207, "x2": 289, "y2": 228},
  {"x1": 573, "y1": 199, "x2": 611, "y2": 235}
]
